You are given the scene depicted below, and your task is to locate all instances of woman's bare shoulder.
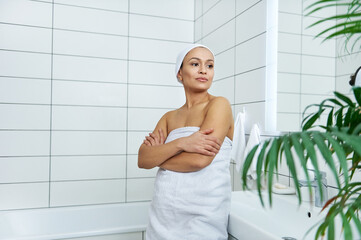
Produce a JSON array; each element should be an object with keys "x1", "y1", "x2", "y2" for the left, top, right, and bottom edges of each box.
[{"x1": 208, "y1": 96, "x2": 231, "y2": 108}]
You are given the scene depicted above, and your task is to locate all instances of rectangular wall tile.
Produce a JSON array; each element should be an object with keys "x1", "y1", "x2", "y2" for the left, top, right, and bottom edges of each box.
[
  {"x1": 202, "y1": 0, "x2": 235, "y2": 37},
  {"x1": 194, "y1": 18, "x2": 202, "y2": 43},
  {"x1": 278, "y1": 12, "x2": 302, "y2": 34},
  {"x1": 128, "y1": 85, "x2": 184, "y2": 108},
  {"x1": 235, "y1": 68, "x2": 265, "y2": 104},
  {"x1": 127, "y1": 178, "x2": 155, "y2": 202},
  {"x1": 0, "y1": 0, "x2": 52, "y2": 27},
  {"x1": 54, "y1": 0, "x2": 128, "y2": 12},
  {"x1": 203, "y1": 0, "x2": 220, "y2": 14},
  {"x1": 53, "y1": 30, "x2": 128, "y2": 59},
  {"x1": 52, "y1": 81, "x2": 127, "y2": 107},
  {"x1": 0, "y1": 104, "x2": 50, "y2": 130},
  {"x1": 129, "y1": 38, "x2": 188, "y2": 63},
  {"x1": 277, "y1": 73, "x2": 300, "y2": 93},
  {"x1": 301, "y1": 55, "x2": 335, "y2": 76},
  {"x1": 236, "y1": 0, "x2": 260, "y2": 15},
  {"x1": 336, "y1": 53, "x2": 361, "y2": 77},
  {"x1": 0, "y1": 51, "x2": 51, "y2": 79},
  {"x1": 128, "y1": 108, "x2": 168, "y2": 131},
  {"x1": 0, "y1": 24, "x2": 52, "y2": 53},
  {"x1": 277, "y1": 113, "x2": 301, "y2": 132},
  {"x1": 195, "y1": 0, "x2": 202, "y2": 19},
  {"x1": 0, "y1": 157, "x2": 49, "y2": 183},
  {"x1": 0, "y1": 131, "x2": 50, "y2": 156},
  {"x1": 128, "y1": 61, "x2": 177, "y2": 86},
  {"x1": 202, "y1": 20, "x2": 235, "y2": 55},
  {"x1": 278, "y1": 33, "x2": 301, "y2": 54},
  {"x1": 214, "y1": 48, "x2": 235, "y2": 80},
  {"x1": 129, "y1": 15, "x2": 193, "y2": 42},
  {"x1": 335, "y1": 76, "x2": 353, "y2": 95},
  {"x1": 127, "y1": 155, "x2": 158, "y2": 178},
  {"x1": 50, "y1": 179, "x2": 125, "y2": 206},
  {"x1": 127, "y1": 131, "x2": 148, "y2": 155},
  {"x1": 301, "y1": 75, "x2": 335, "y2": 95},
  {"x1": 302, "y1": 35, "x2": 335, "y2": 58},
  {"x1": 51, "y1": 155, "x2": 126, "y2": 181},
  {"x1": 278, "y1": 0, "x2": 302, "y2": 14},
  {"x1": 302, "y1": 15, "x2": 336, "y2": 37},
  {"x1": 0, "y1": 78, "x2": 51, "y2": 104},
  {"x1": 209, "y1": 77, "x2": 235, "y2": 104},
  {"x1": 53, "y1": 55, "x2": 127, "y2": 83},
  {"x1": 129, "y1": 0, "x2": 194, "y2": 20},
  {"x1": 0, "y1": 182, "x2": 49, "y2": 210},
  {"x1": 278, "y1": 53, "x2": 301, "y2": 74},
  {"x1": 54, "y1": 4, "x2": 128, "y2": 35},
  {"x1": 300, "y1": 94, "x2": 330, "y2": 114},
  {"x1": 51, "y1": 132, "x2": 126, "y2": 155},
  {"x1": 52, "y1": 106, "x2": 127, "y2": 131},
  {"x1": 235, "y1": 33, "x2": 266, "y2": 74},
  {"x1": 236, "y1": 1, "x2": 266, "y2": 44},
  {"x1": 277, "y1": 93, "x2": 300, "y2": 113}
]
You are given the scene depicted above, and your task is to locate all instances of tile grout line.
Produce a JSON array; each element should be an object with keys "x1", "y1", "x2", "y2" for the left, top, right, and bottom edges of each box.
[
  {"x1": 48, "y1": 0, "x2": 54, "y2": 208},
  {"x1": 125, "y1": 0, "x2": 130, "y2": 203}
]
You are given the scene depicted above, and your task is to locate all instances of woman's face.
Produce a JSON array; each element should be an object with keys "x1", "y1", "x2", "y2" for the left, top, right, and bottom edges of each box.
[{"x1": 177, "y1": 47, "x2": 214, "y2": 91}]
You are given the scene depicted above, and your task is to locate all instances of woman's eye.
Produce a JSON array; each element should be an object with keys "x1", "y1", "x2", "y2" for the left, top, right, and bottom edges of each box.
[
  {"x1": 191, "y1": 63, "x2": 199, "y2": 66},
  {"x1": 207, "y1": 64, "x2": 214, "y2": 69}
]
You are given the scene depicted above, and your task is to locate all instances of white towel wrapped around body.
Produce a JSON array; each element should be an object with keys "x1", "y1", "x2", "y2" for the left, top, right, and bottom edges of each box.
[{"x1": 146, "y1": 127, "x2": 232, "y2": 240}]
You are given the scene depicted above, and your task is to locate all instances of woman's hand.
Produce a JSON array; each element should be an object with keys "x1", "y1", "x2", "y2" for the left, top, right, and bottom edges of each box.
[
  {"x1": 143, "y1": 129, "x2": 165, "y2": 146},
  {"x1": 180, "y1": 128, "x2": 222, "y2": 156}
]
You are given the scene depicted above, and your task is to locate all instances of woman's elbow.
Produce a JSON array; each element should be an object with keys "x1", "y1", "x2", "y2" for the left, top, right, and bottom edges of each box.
[
  {"x1": 137, "y1": 157, "x2": 152, "y2": 169},
  {"x1": 192, "y1": 156, "x2": 212, "y2": 170}
]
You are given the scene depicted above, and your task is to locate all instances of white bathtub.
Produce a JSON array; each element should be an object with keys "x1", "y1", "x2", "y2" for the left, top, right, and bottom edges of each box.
[{"x1": 0, "y1": 202, "x2": 150, "y2": 240}]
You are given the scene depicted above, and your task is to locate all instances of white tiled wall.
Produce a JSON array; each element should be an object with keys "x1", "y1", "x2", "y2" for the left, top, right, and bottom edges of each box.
[
  {"x1": 0, "y1": 0, "x2": 193, "y2": 211},
  {"x1": 277, "y1": 0, "x2": 361, "y2": 197},
  {"x1": 277, "y1": 0, "x2": 336, "y2": 132}
]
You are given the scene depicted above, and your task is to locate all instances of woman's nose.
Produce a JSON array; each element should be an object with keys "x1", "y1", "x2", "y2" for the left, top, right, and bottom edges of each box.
[{"x1": 199, "y1": 65, "x2": 206, "y2": 74}]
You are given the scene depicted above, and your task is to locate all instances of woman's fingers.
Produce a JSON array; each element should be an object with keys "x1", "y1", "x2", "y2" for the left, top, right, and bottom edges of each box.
[
  {"x1": 145, "y1": 131, "x2": 165, "y2": 146},
  {"x1": 204, "y1": 136, "x2": 221, "y2": 149},
  {"x1": 145, "y1": 135, "x2": 156, "y2": 145},
  {"x1": 199, "y1": 128, "x2": 214, "y2": 135},
  {"x1": 149, "y1": 133, "x2": 159, "y2": 144},
  {"x1": 143, "y1": 139, "x2": 151, "y2": 146}
]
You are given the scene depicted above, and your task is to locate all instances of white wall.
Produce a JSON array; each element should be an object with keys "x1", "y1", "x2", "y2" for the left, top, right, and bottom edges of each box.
[
  {"x1": 0, "y1": 0, "x2": 193, "y2": 211},
  {"x1": 277, "y1": 0, "x2": 337, "y2": 132}
]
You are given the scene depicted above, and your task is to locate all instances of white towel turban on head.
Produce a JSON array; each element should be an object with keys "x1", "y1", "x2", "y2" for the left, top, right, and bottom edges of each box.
[{"x1": 175, "y1": 44, "x2": 214, "y2": 83}]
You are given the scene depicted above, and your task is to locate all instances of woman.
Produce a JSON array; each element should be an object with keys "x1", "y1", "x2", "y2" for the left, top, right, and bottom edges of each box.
[{"x1": 138, "y1": 44, "x2": 234, "y2": 240}]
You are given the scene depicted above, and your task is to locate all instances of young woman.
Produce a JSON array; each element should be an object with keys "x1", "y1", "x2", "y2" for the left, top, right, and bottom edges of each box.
[{"x1": 138, "y1": 44, "x2": 234, "y2": 240}]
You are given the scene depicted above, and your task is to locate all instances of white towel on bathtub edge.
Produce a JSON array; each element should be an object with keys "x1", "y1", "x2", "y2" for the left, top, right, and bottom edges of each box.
[{"x1": 231, "y1": 111, "x2": 246, "y2": 172}]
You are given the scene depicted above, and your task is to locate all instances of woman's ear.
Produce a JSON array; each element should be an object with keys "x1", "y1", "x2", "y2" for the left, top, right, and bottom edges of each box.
[{"x1": 177, "y1": 70, "x2": 182, "y2": 82}]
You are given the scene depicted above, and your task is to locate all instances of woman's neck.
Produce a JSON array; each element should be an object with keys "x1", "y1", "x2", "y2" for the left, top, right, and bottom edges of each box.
[{"x1": 184, "y1": 91, "x2": 211, "y2": 109}]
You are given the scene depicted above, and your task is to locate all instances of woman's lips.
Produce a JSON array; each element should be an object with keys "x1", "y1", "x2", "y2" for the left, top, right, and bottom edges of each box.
[{"x1": 196, "y1": 77, "x2": 208, "y2": 82}]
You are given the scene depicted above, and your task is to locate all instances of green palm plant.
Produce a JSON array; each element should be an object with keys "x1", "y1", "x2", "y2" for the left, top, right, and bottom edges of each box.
[
  {"x1": 305, "y1": 0, "x2": 361, "y2": 52},
  {"x1": 242, "y1": 87, "x2": 361, "y2": 239},
  {"x1": 241, "y1": 1, "x2": 361, "y2": 239}
]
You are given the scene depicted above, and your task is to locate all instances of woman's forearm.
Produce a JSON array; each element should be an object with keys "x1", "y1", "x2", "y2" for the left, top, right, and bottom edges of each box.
[
  {"x1": 159, "y1": 152, "x2": 214, "y2": 172},
  {"x1": 138, "y1": 138, "x2": 184, "y2": 169}
]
